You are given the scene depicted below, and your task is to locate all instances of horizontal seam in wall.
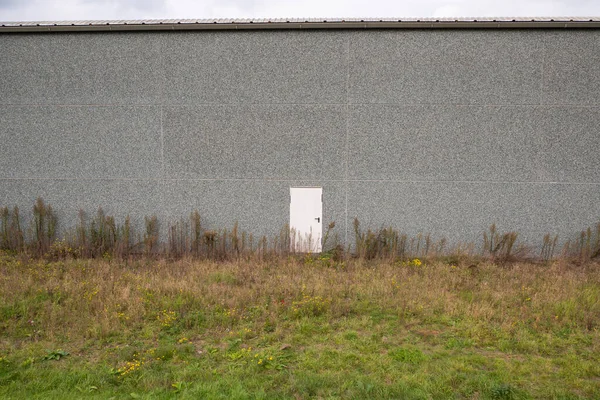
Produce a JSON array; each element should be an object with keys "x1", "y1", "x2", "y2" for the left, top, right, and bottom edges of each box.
[
  {"x1": 346, "y1": 179, "x2": 600, "y2": 185},
  {"x1": 1, "y1": 178, "x2": 600, "y2": 185},
  {"x1": 1, "y1": 103, "x2": 600, "y2": 108}
]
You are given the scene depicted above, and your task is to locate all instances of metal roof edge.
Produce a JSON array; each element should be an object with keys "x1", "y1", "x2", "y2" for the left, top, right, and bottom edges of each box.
[{"x1": 2, "y1": 18, "x2": 600, "y2": 32}]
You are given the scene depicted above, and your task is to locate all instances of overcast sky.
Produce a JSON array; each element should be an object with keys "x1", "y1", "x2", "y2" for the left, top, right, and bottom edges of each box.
[{"x1": 0, "y1": 0, "x2": 599, "y2": 22}]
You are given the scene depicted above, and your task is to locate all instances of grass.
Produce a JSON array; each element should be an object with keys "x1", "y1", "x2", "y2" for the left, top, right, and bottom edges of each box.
[{"x1": 0, "y1": 252, "x2": 599, "y2": 399}]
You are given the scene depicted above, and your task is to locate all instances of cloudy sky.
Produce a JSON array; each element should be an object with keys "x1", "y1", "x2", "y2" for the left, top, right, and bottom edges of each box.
[{"x1": 0, "y1": 0, "x2": 599, "y2": 22}]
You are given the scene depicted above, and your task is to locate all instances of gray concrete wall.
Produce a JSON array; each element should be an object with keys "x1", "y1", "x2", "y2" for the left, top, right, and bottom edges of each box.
[{"x1": 1, "y1": 29, "x2": 599, "y2": 248}]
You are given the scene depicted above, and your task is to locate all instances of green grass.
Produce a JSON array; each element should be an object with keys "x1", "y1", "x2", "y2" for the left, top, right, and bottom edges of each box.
[{"x1": 0, "y1": 252, "x2": 599, "y2": 399}]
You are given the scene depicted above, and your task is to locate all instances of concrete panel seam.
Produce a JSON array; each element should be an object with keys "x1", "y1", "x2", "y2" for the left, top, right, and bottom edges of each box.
[
  {"x1": 346, "y1": 103, "x2": 600, "y2": 108},
  {"x1": 0, "y1": 103, "x2": 162, "y2": 107},
  {"x1": 3, "y1": 102, "x2": 600, "y2": 108},
  {"x1": 160, "y1": 106, "x2": 165, "y2": 179},
  {"x1": 539, "y1": 36, "x2": 545, "y2": 105},
  {"x1": 344, "y1": 34, "x2": 351, "y2": 245},
  {"x1": 2, "y1": 178, "x2": 600, "y2": 185},
  {"x1": 0, "y1": 178, "x2": 166, "y2": 182},
  {"x1": 345, "y1": 179, "x2": 600, "y2": 185}
]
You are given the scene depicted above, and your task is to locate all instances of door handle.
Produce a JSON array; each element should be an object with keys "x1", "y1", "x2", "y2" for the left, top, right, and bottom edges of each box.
[{"x1": 315, "y1": 217, "x2": 320, "y2": 223}]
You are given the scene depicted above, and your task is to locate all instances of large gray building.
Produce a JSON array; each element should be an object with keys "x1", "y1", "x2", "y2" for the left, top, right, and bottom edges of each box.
[{"x1": 1, "y1": 18, "x2": 599, "y2": 250}]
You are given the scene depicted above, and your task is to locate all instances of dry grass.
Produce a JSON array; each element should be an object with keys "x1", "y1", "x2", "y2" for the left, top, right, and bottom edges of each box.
[
  {"x1": 2, "y1": 254, "x2": 599, "y2": 347},
  {"x1": 1, "y1": 253, "x2": 600, "y2": 398}
]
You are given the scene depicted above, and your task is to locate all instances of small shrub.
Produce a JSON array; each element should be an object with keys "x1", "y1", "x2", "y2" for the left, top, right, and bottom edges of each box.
[
  {"x1": 42, "y1": 349, "x2": 69, "y2": 361},
  {"x1": 144, "y1": 215, "x2": 159, "y2": 255},
  {"x1": 0, "y1": 207, "x2": 8, "y2": 250},
  {"x1": 490, "y1": 383, "x2": 516, "y2": 400},
  {"x1": 291, "y1": 293, "x2": 330, "y2": 318},
  {"x1": 168, "y1": 217, "x2": 190, "y2": 258},
  {"x1": 76, "y1": 209, "x2": 132, "y2": 258},
  {"x1": 115, "y1": 359, "x2": 144, "y2": 377},
  {"x1": 46, "y1": 240, "x2": 79, "y2": 260},
  {"x1": 204, "y1": 230, "x2": 217, "y2": 257},
  {"x1": 191, "y1": 210, "x2": 202, "y2": 255},
  {"x1": 540, "y1": 233, "x2": 558, "y2": 262},
  {"x1": 32, "y1": 197, "x2": 57, "y2": 255},
  {"x1": 0, "y1": 206, "x2": 24, "y2": 252},
  {"x1": 576, "y1": 224, "x2": 600, "y2": 260},
  {"x1": 483, "y1": 223, "x2": 519, "y2": 262},
  {"x1": 156, "y1": 310, "x2": 177, "y2": 328},
  {"x1": 353, "y1": 218, "x2": 405, "y2": 260}
]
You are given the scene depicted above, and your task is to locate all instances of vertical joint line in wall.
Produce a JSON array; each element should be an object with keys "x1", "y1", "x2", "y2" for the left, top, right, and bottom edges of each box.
[
  {"x1": 539, "y1": 38, "x2": 545, "y2": 105},
  {"x1": 160, "y1": 106, "x2": 165, "y2": 179},
  {"x1": 344, "y1": 36, "x2": 350, "y2": 245},
  {"x1": 345, "y1": 110, "x2": 349, "y2": 246}
]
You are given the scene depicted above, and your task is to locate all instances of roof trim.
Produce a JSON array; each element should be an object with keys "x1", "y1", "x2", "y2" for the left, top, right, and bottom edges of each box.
[{"x1": 1, "y1": 17, "x2": 600, "y2": 32}]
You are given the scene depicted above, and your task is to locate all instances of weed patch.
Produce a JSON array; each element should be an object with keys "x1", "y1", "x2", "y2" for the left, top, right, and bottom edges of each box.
[{"x1": 0, "y1": 212, "x2": 598, "y2": 398}]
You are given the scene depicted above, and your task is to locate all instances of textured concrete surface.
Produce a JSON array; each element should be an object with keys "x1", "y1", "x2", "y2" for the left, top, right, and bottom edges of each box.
[
  {"x1": 162, "y1": 31, "x2": 347, "y2": 104},
  {"x1": 0, "y1": 105, "x2": 162, "y2": 179},
  {"x1": 542, "y1": 31, "x2": 600, "y2": 105},
  {"x1": 348, "y1": 104, "x2": 600, "y2": 183},
  {"x1": 1, "y1": 29, "x2": 599, "y2": 250},
  {"x1": 0, "y1": 179, "x2": 164, "y2": 237},
  {"x1": 347, "y1": 181, "x2": 600, "y2": 246},
  {"x1": 349, "y1": 30, "x2": 544, "y2": 105},
  {"x1": 0, "y1": 33, "x2": 164, "y2": 105},
  {"x1": 163, "y1": 105, "x2": 346, "y2": 179}
]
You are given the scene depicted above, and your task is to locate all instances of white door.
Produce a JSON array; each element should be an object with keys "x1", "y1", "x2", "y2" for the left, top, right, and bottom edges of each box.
[{"x1": 290, "y1": 187, "x2": 323, "y2": 253}]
